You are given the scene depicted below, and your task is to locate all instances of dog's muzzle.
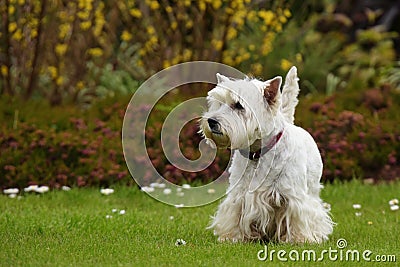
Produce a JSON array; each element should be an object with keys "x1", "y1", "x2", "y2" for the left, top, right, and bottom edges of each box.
[{"x1": 207, "y1": 118, "x2": 222, "y2": 135}]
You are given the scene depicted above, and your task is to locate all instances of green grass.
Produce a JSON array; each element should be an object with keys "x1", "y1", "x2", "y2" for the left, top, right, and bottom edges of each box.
[{"x1": 1, "y1": 181, "x2": 399, "y2": 266}]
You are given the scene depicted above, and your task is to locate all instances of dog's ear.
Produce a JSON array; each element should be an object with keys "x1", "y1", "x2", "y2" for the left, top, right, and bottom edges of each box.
[
  {"x1": 263, "y1": 76, "x2": 282, "y2": 105},
  {"x1": 216, "y1": 73, "x2": 230, "y2": 84}
]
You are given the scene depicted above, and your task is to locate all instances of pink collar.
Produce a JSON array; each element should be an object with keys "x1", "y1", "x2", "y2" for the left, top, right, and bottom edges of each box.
[{"x1": 239, "y1": 130, "x2": 284, "y2": 160}]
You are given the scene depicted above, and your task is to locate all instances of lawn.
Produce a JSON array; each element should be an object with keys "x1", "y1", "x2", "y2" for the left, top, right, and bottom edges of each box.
[{"x1": 0, "y1": 181, "x2": 399, "y2": 266}]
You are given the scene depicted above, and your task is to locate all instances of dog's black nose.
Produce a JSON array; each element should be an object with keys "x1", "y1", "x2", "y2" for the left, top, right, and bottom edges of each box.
[{"x1": 207, "y1": 118, "x2": 221, "y2": 134}]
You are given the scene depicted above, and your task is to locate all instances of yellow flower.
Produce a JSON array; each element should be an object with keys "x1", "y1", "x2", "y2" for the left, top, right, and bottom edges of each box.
[
  {"x1": 247, "y1": 10, "x2": 257, "y2": 22},
  {"x1": 31, "y1": 29, "x2": 37, "y2": 38},
  {"x1": 280, "y1": 59, "x2": 292, "y2": 71},
  {"x1": 235, "y1": 55, "x2": 243, "y2": 64},
  {"x1": 88, "y1": 47, "x2": 103, "y2": 57},
  {"x1": 58, "y1": 24, "x2": 71, "y2": 39},
  {"x1": 275, "y1": 23, "x2": 282, "y2": 33},
  {"x1": 242, "y1": 52, "x2": 250, "y2": 61},
  {"x1": 18, "y1": 0, "x2": 25, "y2": 5},
  {"x1": 55, "y1": 44, "x2": 68, "y2": 56},
  {"x1": 284, "y1": 9, "x2": 291, "y2": 18},
  {"x1": 165, "y1": 6, "x2": 173, "y2": 13},
  {"x1": 171, "y1": 21, "x2": 178, "y2": 30},
  {"x1": 185, "y1": 20, "x2": 193, "y2": 29},
  {"x1": 58, "y1": 11, "x2": 68, "y2": 20},
  {"x1": 56, "y1": 76, "x2": 64, "y2": 86},
  {"x1": 212, "y1": 0, "x2": 222, "y2": 10},
  {"x1": 198, "y1": 1, "x2": 206, "y2": 12},
  {"x1": 223, "y1": 55, "x2": 234, "y2": 66},
  {"x1": 279, "y1": 15, "x2": 287, "y2": 24},
  {"x1": 149, "y1": 36, "x2": 158, "y2": 44},
  {"x1": 93, "y1": 21, "x2": 104, "y2": 37},
  {"x1": 251, "y1": 63, "x2": 263, "y2": 75},
  {"x1": 28, "y1": 18, "x2": 38, "y2": 28},
  {"x1": 129, "y1": 8, "x2": 142, "y2": 18},
  {"x1": 163, "y1": 60, "x2": 171, "y2": 69},
  {"x1": 147, "y1": 26, "x2": 155, "y2": 35},
  {"x1": 149, "y1": 1, "x2": 159, "y2": 10},
  {"x1": 139, "y1": 48, "x2": 146, "y2": 56},
  {"x1": 1, "y1": 65, "x2": 9, "y2": 77},
  {"x1": 211, "y1": 39, "x2": 223, "y2": 51},
  {"x1": 295, "y1": 53, "x2": 303, "y2": 63},
  {"x1": 121, "y1": 30, "x2": 133, "y2": 42},
  {"x1": 76, "y1": 81, "x2": 85, "y2": 90},
  {"x1": 12, "y1": 29, "x2": 22, "y2": 41},
  {"x1": 261, "y1": 35, "x2": 274, "y2": 56},
  {"x1": 8, "y1": 5, "x2": 15, "y2": 15},
  {"x1": 8, "y1": 22, "x2": 17, "y2": 33},
  {"x1": 182, "y1": 49, "x2": 192, "y2": 61},
  {"x1": 226, "y1": 27, "x2": 237, "y2": 40},
  {"x1": 259, "y1": 10, "x2": 274, "y2": 26},
  {"x1": 226, "y1": 7, "x2": 234, "y2": 15},
  {"x1": 78, "y1": 0, "x2": 85, "y2": 9},
  {"x1": 77, "y1": 11, "x2": 89, "y2": 20},
  {"x1": 80, "y1": 21, "x2": 92, "y2": 30},
  {"x1": 171, "y1": 55, "x2": 181, "y2": 65},
  {"x1": 47, "y1": 66, "x2": 58, "y2": 79}
]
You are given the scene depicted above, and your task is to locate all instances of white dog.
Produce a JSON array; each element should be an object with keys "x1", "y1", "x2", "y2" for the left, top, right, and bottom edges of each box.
[{"x1": 199, "y1": 67, "x2": 333, "y2": 243}]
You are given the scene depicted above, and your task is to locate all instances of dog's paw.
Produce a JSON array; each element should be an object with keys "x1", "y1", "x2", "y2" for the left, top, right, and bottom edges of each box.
[{"x1": 217, "y1": 236, "x2": 239, "y2": 243}]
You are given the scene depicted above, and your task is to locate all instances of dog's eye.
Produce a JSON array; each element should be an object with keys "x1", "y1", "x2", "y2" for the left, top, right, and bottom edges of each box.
[{"x1": 234, "y1": 102, "x2": 244, "y2": 110}]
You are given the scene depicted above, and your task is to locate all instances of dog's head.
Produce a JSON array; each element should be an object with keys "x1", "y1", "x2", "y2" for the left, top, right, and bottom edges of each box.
[{"x1": 199, "y1": 73, "x2": 283, "y2": 150}]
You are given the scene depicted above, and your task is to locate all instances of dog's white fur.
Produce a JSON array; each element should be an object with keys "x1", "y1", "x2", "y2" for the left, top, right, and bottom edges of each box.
[{"x1": 199, "y1": 67, "x2": 333, "y2": 243}]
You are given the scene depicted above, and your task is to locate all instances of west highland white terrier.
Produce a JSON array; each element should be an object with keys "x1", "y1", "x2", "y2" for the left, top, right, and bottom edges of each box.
[{"x1": 199, "y1": 67, "x2": 333, "y2": 243}]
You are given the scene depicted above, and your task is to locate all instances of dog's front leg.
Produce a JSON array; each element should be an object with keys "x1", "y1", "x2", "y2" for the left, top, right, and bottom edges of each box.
[{"x1": 208, "y1": 195, "x2": 245, "y2": 242}]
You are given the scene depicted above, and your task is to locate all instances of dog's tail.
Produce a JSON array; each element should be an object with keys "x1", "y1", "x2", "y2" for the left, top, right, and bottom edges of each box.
[{"x1": 281, "y1": 66, "x2": 300, "y2": 124}]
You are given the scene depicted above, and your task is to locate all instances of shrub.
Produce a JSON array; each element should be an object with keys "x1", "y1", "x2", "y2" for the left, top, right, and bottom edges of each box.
[
  {"x1": 0, "y1": 93, "x2": 230, "y2": 189},
  {"x1": 1, "y1": 79, "x2": 399, "y2": 190},
  {"x1": 0, "y1": 0, "x2": 291, "y2": 105},
  {"x1": 297, "y1": 84, "x2": 400, "y2": 182},
  {"x1": 0, "y1": 96, "x2": 131, "y2": 189}
]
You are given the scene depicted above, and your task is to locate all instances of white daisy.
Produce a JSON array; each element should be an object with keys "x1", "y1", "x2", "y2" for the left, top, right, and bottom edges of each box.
[
  {"x1": 207, "y1": 188, "x2": 216, "y2": 194},
  {"x1": 141, "y1": 186, "x2": 155, "y2": 193},
  {"x1": 150, "y1": 183, "x2": 166, "y2": 189},
  {"x1": 389, "y1": 199, "x2": 399, "y2": 206},
  {"x1": 35, "y1": 186, "x2": 49, "y2": 194},
  {"x1": 175, "y1": 239, "x2": 187, "y2": 246},
  {"x1": 24, "y1": 185, "x2": 38, "y2": 192},
  {"x1": 100, "y1": 188, "x2": 114, "y2": 195},
  {"x1": 163, "y1": 188, "x2": 172, "y2": 195},
  {"x1": 3, "y1": 188, "x2": 19, "y2": 194},
  {"x1": 61, "y1": 186, "x2": 71, "y2": 191}
]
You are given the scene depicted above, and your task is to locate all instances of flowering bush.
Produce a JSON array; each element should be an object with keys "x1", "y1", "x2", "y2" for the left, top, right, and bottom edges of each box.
[
  {"x1": 0, "y1": 96, "x2": 130, "y2": 189},
  {"x1": 0, "y1": 94, "x2": 230, "y2": 189},
  {"x1": 0, "y1": 0, "x2": 290, "y2": 105},
  {"x1": 1, "y1": 81, "x2": 399, "y2": 190},
  {"x1": 298, "y1": 84, "x2": 400, "y2": 182}
]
